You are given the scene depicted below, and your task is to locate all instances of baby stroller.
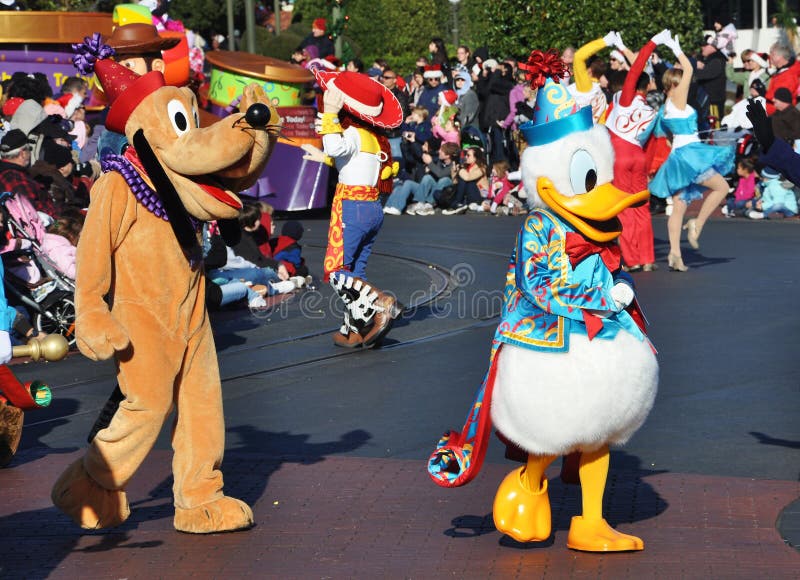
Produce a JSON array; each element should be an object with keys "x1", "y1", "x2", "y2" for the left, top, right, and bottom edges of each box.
[{"x1": 0, "y1": 193, "x2": 76, "y2": 346}]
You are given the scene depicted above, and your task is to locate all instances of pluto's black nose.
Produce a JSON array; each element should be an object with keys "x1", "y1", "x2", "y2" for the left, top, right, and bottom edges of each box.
[{"x1": 245, "y1": 103, "x2": 271, "y2": 128}]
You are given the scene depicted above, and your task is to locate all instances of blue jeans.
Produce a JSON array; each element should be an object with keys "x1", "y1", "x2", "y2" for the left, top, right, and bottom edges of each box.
[
  {"x1": 726, "y1": 198, "x2": 751, "y2": 215},
  {"x1": 764, "y1": 203, "x2": 797, "y2": 218},
  {"x1": 415, "y1": 174, "x2": 452, "y2": 205},
  {"x1": 385, "y1": 180, "x2": 419, "y2": 211},
  {"x1": 209, "y1": 266, "x2": 282, "y2": 295},
  {"x1": 218, "y1": 281, "x2": 258, "y2": 306},
  {"x1": 341, "y1": 199, "x2": 383, "y2": 278},
  {"x1": 388, "y1": 136, "x2": 403, "y2": 173},
  {"x1": 385, "y1": 175, "x2": 453, "y2": 210}
]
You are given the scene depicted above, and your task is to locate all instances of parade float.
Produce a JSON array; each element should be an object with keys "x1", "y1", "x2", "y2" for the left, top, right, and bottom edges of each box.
[
  {"x1": 0, "y1": 11, "x2": 113, "y2": 96},
  {"x1": 1, "y1": 6, "x2": 327, "y2": 212},
  {"x1": 205, "y1": 50, "x2": 329, "y2": 211}
]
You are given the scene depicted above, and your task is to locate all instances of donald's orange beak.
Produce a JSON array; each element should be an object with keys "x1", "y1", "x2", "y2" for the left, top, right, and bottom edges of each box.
[{"x1": 536, "y1": 177, "x2": 650, "y2": 242}]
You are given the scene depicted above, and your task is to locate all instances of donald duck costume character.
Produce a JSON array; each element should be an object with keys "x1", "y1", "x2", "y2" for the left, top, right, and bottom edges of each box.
[
  {"x1": 428, "y1": 50, "x2": 659, "y2": 552},
  {"x1": 302, "y1": 71, "x2": 403, "y2": 348}
]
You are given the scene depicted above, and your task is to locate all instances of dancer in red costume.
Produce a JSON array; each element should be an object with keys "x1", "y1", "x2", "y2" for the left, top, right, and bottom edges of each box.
[{"x1": 605, "y1": 30, "x2": 671, "y2": 271}]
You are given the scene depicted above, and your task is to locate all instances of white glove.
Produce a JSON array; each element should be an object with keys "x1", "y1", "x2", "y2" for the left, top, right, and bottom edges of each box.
[
  {"x1": 664, "y1": 33, "x2": 683, "y2": 57},
  {"x1": 0, "y1": 330, "x2": 11, "y2": 365},
  {"x1": 610, "y1": 281, "x2": 635, "y2": 312},
  {"x1": 17, "y1": 239, "x2": 32, "y2": 250},
  {"x1": 613, "y1": 32, "x2": 628, "y2": 52},
  {"x1": 301, "y1": 143, "x2": 327, "y2": 163},
  {"x1": 323, "y1": 85, "x2": 345, "y2": 114},
  {"x1": 602, "y1": 31, "x2": 617, "y2": 47},
  {"x1": 651, "y1": 29, "x2": 672, "y2": 46}
]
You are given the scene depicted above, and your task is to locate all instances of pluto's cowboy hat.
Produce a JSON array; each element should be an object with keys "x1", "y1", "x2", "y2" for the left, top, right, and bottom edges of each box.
[{"x1": 314, "y1": 70, "x2": 403, "y2": 130}]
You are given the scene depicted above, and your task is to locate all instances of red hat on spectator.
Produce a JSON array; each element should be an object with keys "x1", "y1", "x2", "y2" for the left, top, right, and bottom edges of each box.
[
  {"x1": 2, "y1": 97, "x2": 24, "y2": 118},
  {"x1": 313, "y1": 18, "x2": 326, "y2": 32},
  {"x1": 423, "y1": 64, "x2": 443, "y2": 79},
  {"x1": 440, "y1": 90, "x2": 458, "y2": 106}
]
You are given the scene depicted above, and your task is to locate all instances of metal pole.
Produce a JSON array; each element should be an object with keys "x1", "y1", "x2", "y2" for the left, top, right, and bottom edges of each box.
[
  {"x1": 449, "y1": 0, "x2": 460, "y2": 50},
  {"x1": 244, "y1": 0, "x2": 256, "y2": 54},
  {"x1": 226, "y1": 0, "x2": 235, "y2": 51},
  {"x1": 274, "y1": 0, "x2": 281, "y2": 36},
  {"x1": 332, "y1": 4, "x2": 343, "y2": 59},
  {"x1": 452, "y1": 4, "x2": 459, "y2": 48}
]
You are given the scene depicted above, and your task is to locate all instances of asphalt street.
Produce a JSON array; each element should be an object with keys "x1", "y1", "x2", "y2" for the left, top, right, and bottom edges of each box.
[{"x1": 2, "y1": 212, "x2": 798, "y2": 577}]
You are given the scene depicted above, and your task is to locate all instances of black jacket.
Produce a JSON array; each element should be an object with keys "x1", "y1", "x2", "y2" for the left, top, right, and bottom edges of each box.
[
  {"x1": 232, "y1": 230, "x2": 281, "y2": 271},
  {"x1": 695, "y1": 51, "x2": 728, "y2": 105}
]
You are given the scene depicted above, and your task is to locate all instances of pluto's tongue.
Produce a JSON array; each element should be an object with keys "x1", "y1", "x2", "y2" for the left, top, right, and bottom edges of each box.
[{"x1": 197, "y1": 181, "x2": 242, "y2": 209}]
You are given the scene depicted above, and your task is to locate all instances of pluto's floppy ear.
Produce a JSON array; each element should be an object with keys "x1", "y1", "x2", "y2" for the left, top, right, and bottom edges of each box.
[{"x1": 133, "y1": 129, "x2": 198, "y2": 252}]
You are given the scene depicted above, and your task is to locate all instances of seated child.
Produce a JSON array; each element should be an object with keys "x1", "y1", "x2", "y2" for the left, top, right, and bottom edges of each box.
[
  {"x1": 230, "y1": 204, "x2": 309, "y2": 290},
  {"x1": 271, "y1": 220, "x2": 309, "y2": 277},
  {"x1": 747, "y1": 166, "x2": 799, "y2": 219},
  {"x1": 485, "y1": 160, "x2": 516, "y2": 214},
  {"x1": 254, "y1": 201, "x2": 276, "y2": 258},
  {"x1": 400, "y1": 106, "x2": 433, "y2": 180},
  {"x1": 722, "y1": 158, "x2": 756, "y2": 217},
  {"x1": 202, "y1": 222, "x2": 271, "y2": 310},
  {"x1": 0, "y1": 193, "x2": 76, "y2": 281},
  {"x1": 431, "y1": 90, "x2": 461, "y2": 146}
]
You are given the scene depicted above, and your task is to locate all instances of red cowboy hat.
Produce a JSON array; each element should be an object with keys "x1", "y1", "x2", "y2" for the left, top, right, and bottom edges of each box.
[{"x1": 314, "y1": 70, "x2": 403, "y2": 130}]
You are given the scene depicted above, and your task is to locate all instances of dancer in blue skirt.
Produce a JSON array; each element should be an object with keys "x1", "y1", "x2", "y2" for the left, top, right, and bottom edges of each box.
[{"x1": 649, "y1": 31, "x2": 735, "y2": 271}]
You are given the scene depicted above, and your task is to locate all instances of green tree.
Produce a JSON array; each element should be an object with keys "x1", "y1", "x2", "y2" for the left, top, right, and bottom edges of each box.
[
  {"x1": 168, "y1": 0, "x2": 249, "y2": 39},
  {"x1": 290, "y1": 0, "x2": 703, "y2": 75},
  {"x1": 26, "y1": 0, "x2": 120, "y2": 10},
  {"x1": 469, "y1": 0, "x2": 704, "y2": 60}
]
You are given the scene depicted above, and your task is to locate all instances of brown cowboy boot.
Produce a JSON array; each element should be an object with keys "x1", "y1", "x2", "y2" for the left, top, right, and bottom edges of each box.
[
  {"x1": 332, "y1": 312, "x2": 364, "y2": 348},
  {"x1": 361, "y1": 291, "x2": 402, "y2": 348}
]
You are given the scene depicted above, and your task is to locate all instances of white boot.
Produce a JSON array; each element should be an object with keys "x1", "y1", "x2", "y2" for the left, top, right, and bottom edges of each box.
[
  {"x1": 290, "y1": 275, "x2": 312, "y2": 289},
  {"x1": 270, "y1": 280, "x2": 297, "y2": 294}
]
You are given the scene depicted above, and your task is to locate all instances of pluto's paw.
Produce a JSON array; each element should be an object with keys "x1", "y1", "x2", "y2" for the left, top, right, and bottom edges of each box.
[
  {"x1": 174, "y1": 496, "x2": 254, "y2": 534},
  {"x1": 51, "y1": 458, "x2": 130, "y2": 529}
]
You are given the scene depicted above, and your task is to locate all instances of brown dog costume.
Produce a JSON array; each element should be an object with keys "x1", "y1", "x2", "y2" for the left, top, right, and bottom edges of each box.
[{"x1": 51, "y1": 34, "x2": 279, "y2": 533}]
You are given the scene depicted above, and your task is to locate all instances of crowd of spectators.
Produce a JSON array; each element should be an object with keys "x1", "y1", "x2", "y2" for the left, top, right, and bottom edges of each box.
[
  {"x1": 4, "y1": 10, "x2": 800, "y2": 338},
  {"x1": 286, "y1": 19, "x2": 800, "y2": 225}
]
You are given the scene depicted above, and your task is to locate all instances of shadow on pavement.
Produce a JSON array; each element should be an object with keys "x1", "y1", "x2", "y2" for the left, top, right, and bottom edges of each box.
[
  {"x1": 749, "y1": 430, "x2": 800, "y2": 450},
  {"x1": 0, "y1": 426, "x2": 371, "y2": 579}
]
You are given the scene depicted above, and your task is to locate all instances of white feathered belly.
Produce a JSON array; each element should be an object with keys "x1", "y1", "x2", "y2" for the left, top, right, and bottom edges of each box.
[{"x1": 491, "y1": 332, "x2": 658, "y2": 456}]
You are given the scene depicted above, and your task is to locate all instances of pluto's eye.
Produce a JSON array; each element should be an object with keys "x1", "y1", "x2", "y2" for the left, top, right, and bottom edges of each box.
[
  {"x1": 569, "y1": 149, "x2": 598, "y2": 194},
  {"x1": 167, "y1": 99, "x2": 190, "y2": 136}
]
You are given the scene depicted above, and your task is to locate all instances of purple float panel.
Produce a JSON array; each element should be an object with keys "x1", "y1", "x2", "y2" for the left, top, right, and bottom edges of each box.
[
  {"x1": 210, "y1": 103, "x2": 330, "y2": 212},
  {"x1": 0, "y1": 49, "x2": 97, "y2": 97},
  {"x1": 240, "y1": 142, "x2": 330, "y2": 211}
]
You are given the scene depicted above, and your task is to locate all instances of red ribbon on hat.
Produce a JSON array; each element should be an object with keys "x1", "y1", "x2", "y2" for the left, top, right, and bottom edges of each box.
[{"x1": 519, "y1": 49, "x2": 568, "y2": 88}]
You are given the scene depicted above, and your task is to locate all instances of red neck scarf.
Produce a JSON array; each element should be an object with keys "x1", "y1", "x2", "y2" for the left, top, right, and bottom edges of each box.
[{"x1": 564, "y1": 232, "x2": 621, "y2": 272}]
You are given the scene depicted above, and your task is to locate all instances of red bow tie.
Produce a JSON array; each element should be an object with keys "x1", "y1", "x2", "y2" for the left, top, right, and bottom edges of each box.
[{"x1": 564, "y1": 232, "x2": 621, "y2": 272}]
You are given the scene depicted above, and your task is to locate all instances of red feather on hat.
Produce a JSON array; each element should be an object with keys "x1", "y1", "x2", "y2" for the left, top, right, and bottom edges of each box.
[{"x1": 518, "y1": 49, "x2": 568, "y2": 88}]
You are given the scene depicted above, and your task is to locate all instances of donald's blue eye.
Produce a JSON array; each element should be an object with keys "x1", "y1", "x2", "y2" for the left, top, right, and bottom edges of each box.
[{"x1": 569, "y1": 149, "x2": 597, "y2": 194}]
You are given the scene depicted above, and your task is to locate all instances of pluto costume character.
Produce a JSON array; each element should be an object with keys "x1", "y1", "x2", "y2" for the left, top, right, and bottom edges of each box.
[
  {"x1": 50, "y1": 34, "x2": 279, "y2": 533},
  {"x1": 428, "y1": 51, "x2": 659, "y2": 552},
  {"x1": 302, "y1": 71, "x2": 403, "y2": 348}
]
